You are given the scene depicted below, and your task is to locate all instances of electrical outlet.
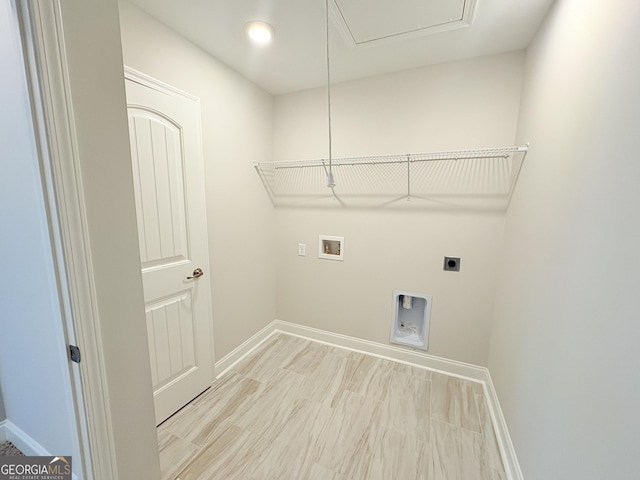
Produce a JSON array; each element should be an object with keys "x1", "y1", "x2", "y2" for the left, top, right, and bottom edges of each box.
[
  {"x1": 444, "y1": 256, "x2": 461, "y2": 272},
  {"x1": 298, "y1": 243, "x2": 306, "y2": 256}
]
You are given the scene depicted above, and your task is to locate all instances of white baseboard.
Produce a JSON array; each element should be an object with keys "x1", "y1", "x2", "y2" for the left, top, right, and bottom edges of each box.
[
  {"x1": 273, "y1": 320, "x2": 489, "y2": 383},
  {"x1": 0, "y1": 419, "x2": 50, "y2": 456},
  {"x1": 213, "y1": 321, "x2": 279, "y2": 378},
  {"x1": 213, "y1": 319, "x2": 522, "y2": 480},
  {"x1": 482, "y1": 370, "x2": 524, "y2": 480}
]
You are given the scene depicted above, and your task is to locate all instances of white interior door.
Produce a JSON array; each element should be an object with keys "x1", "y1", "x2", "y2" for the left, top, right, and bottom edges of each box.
[{"x1": 125, "y1": 70, "x2": 213, "y2": 425}]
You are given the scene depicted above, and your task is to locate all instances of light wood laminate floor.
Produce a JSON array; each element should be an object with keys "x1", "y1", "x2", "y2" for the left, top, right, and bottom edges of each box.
[{"x1": 157, "y1": 333, "x2": 506, "y2": 480}]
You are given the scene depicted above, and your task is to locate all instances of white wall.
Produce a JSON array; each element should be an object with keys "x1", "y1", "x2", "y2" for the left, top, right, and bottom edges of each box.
[
  {"x1": 489, "y1": 1, "x2": 640, "y2": 478},
  {"x1": 118, "y1": 1, "x2": 276, "y2": 360},
  {"x1": 274, "y1": 53, "x2": 524, "y2": 365},
  {"x1": 275, "y1": 52, "x2": 524, "y2": 159},
  {"x1": 58, "y1": 0, "x2": 161, "y2": 477},
  {"x1": 0, "y1": 0, "x2": 76, "y2": 456}
]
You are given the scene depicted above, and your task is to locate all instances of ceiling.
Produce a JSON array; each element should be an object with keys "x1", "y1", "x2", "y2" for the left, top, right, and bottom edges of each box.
[{"x1": 128, "y1": 0, "x2": 555, "y2": 95}]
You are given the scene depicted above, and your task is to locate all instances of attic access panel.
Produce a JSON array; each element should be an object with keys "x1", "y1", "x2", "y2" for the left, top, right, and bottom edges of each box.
[{"x1": 333, "y1": 0, "x2": 477, "y2": 46}]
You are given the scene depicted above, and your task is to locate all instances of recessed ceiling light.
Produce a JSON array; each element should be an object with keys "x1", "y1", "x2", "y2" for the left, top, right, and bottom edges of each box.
[{"x1": 245, "y1": 20, "x2": 275, "y2": 45}]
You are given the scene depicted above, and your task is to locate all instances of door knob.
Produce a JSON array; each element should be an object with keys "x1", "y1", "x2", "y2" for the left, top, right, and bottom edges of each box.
[{"x1": 186, "y1": 268, "x2": 204, "y2": 279}]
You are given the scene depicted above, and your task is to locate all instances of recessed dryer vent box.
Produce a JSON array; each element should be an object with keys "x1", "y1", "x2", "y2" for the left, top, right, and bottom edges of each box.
[
  {"x1": 390, "y1": 290, "x2": 432, "y2": 351},
  {"x1": 318, "y1": 235, "x2": 344, "y2": 261}
]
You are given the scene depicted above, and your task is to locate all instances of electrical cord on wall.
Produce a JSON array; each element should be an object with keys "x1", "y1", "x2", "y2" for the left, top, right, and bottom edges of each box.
[{"x1": 325, "y1": 0, "x2": 335, "y2": 190}]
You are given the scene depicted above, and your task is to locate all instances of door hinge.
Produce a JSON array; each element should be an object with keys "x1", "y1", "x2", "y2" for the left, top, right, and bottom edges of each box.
[{"x1": 69, "y1": 345, "x2": 81, "y2": 364}]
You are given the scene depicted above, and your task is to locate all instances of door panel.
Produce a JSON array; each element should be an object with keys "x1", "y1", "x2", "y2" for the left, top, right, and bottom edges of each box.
[
  {"x1": 125, "y1": 71, "x2": 213, "y2": 425},
  {"x1": 129, "y1": 111, "x2": 189, "y2": 267},
  {"x1": 146, "y1": 292, "x2": 196, "y2": 389}
]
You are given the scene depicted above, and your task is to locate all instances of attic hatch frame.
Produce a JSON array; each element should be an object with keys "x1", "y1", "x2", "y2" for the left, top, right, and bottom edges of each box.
[
  {"x1": 253, "y1": 144, "x2": 529, "y2": 210},
  {"x1": 331, "y1": 0, "x2": 479, "y2": 48}
]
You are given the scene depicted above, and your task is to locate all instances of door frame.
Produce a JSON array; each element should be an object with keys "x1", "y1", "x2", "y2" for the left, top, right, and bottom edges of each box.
[{"x1": 15, "y1": 1, "x2": 119, "y2": 478}]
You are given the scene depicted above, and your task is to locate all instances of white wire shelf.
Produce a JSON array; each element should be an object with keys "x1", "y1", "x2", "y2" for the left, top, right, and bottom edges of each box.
[{"x1": 253, "y1": 145, "x2": 529, "y2": 210}]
